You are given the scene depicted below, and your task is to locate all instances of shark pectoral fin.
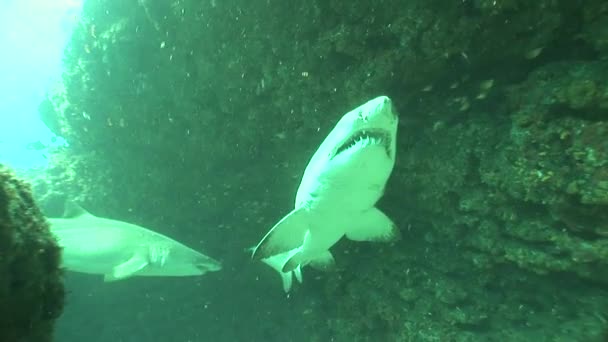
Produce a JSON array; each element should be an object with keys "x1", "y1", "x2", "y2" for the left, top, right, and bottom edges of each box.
[
  {"x1": 104, "y1": 254, "x2": 149, "y2": 282},
  {"x1": 280, "y1": 271, "x2": 294, "y2": 293},
  {"x1": 103, "y1": 274, "x2": 121, "y2": 282},
  {"x1": 345, "y1": 207, "x2": 399, "y2": 242},
  {"x1": 308, "y1": 250, "x2": 335, "y2": 271},
  {"x1": 252, "y1": 208, "x2": 309, "y2": 260}
]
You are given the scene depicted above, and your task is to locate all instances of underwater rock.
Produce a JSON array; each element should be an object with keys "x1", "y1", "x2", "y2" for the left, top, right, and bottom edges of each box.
[
  {"x1": 0, "y1": 164, "x2": 65, "y2": 342},
  {"x1": 39, "y1": 0, "x2": 608, "y2": 340}
]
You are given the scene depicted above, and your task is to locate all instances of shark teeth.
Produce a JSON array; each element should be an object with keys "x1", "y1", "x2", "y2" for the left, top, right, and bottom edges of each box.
[{"x1": 335, "y1": 129, "x2": 390, "y2": 157}]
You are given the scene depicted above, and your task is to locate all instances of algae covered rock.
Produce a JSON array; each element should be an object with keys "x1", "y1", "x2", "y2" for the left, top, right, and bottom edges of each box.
[
  {"x1": 0, "y1": 164, "x2": 65, "y2": 342},
  {"x1": 36, "y1": 0, "x2": 608, "y2": 340}
]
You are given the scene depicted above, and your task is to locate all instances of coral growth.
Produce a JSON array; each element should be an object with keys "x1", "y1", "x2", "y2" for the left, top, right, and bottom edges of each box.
[{"x1": 38, "y1": 0, "x2": 608, "y2": 340}]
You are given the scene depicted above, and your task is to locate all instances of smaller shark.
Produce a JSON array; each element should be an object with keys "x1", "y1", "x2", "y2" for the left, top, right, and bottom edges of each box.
[
  {"x1": 48, "y1": 203, "x2": 221, "y2": 282},
  {"x1": 252, "y1": 96, "x2": 399, "y2": 272}
]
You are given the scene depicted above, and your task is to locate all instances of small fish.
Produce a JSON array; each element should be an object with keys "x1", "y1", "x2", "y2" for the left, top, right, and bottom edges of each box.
[
  {"x1": 479, "y1": 79, "x2": 494, "y2": 90},
  {"x1": 525, "y1": 47, "x2": 544, "y2": 60}
]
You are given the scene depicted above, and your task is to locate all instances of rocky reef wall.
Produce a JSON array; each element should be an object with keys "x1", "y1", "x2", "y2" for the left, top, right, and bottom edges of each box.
[
  {"x1": 40, "y1": 0, "x2": 608, "y2": 340},
  {"x1": 0, "y1": 165, "x2": 64, "y2": 342}
]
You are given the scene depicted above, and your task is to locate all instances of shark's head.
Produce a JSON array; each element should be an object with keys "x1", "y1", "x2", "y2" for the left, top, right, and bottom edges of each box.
[
  {"x1": 297, "y1": 96, "x2": 398, "y2": 207},
  {"x1": 326, "y1": 95, "x2": 397, "y2": 161}
]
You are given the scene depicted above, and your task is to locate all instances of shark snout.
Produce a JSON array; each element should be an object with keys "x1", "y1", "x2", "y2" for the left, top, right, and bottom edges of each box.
[
  {"x1": 366, "y1": 96, "x2": 397, "y2": 122},
  {"x1": 380, "y1": 96, "x2": 397, "y2": 119}
]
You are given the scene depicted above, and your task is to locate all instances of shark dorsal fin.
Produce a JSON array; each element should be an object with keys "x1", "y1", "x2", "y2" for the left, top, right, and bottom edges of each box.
[{"x1": 63, "y1": 201, "x2": 94, "y2": 218}]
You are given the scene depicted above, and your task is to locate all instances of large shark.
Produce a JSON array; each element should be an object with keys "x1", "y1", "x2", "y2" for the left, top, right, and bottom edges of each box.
[
  {"x1": 48, "y1": 203, "x2": 221, "y2": 282},
  {"x1": 252, "y1": 95, "x2": 399, "y2": 272}
]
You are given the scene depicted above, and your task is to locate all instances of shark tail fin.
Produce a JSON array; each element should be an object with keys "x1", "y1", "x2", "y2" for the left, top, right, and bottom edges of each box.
[
  {"x1": 345, "y1": 207, "x2": 399, "y2": 242},
  {"x1": 252, "y1": 208, "x2": 309, "y2": 260}
]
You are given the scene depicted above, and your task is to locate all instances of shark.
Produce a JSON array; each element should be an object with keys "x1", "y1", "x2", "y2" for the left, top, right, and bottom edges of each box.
[
  {"x1": 48, "y1": 203, "x2": 222, "y2": 282},
  {"x1": 252, "y1": 95, "x2": 399, "y2": 272}
]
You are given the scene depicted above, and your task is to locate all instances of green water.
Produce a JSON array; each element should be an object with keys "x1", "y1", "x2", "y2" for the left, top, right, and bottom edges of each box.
[{"x1": 2, "y1": 0, "x2": 608, "y2": 341}]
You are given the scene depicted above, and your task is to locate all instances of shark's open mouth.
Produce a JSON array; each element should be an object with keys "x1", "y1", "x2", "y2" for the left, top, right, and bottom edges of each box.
[{"x1": 334, "y1": 129, "x2": 391, "y2": 157}]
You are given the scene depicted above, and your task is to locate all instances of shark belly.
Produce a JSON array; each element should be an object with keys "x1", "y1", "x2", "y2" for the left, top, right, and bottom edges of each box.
[
  {"x1": 61, "y1": 250, "x2": 130, "y2": 275},
  {"x1": 298, "y1": 211, "x2": 349, "y2": 257},
  {"x1": 299, "y1": 145, "x2": 393, "y2": 211},
  {"x1": 51, "y1": 224, "x2": 134, "y2": 275}
]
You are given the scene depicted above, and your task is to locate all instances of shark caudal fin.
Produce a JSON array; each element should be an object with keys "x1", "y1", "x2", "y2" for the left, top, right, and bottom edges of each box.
[
  {"x1": 252, "y1": 208, "x2": 309, "y2": 260},
  {"x1": 103, "y1": 253, "x2": 149, "y2": 282},
  {"x1": 344, "y1": 207, "x2": 399, "y2": 242}
]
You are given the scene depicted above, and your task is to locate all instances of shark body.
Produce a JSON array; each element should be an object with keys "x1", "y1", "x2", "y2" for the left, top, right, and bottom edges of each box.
[
  {"x1": 252, "y1": 95, "x2": 399, "y2": 272},
  {"x1": 49, "y1": 203, "x2": 221, "y2": 282}
]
